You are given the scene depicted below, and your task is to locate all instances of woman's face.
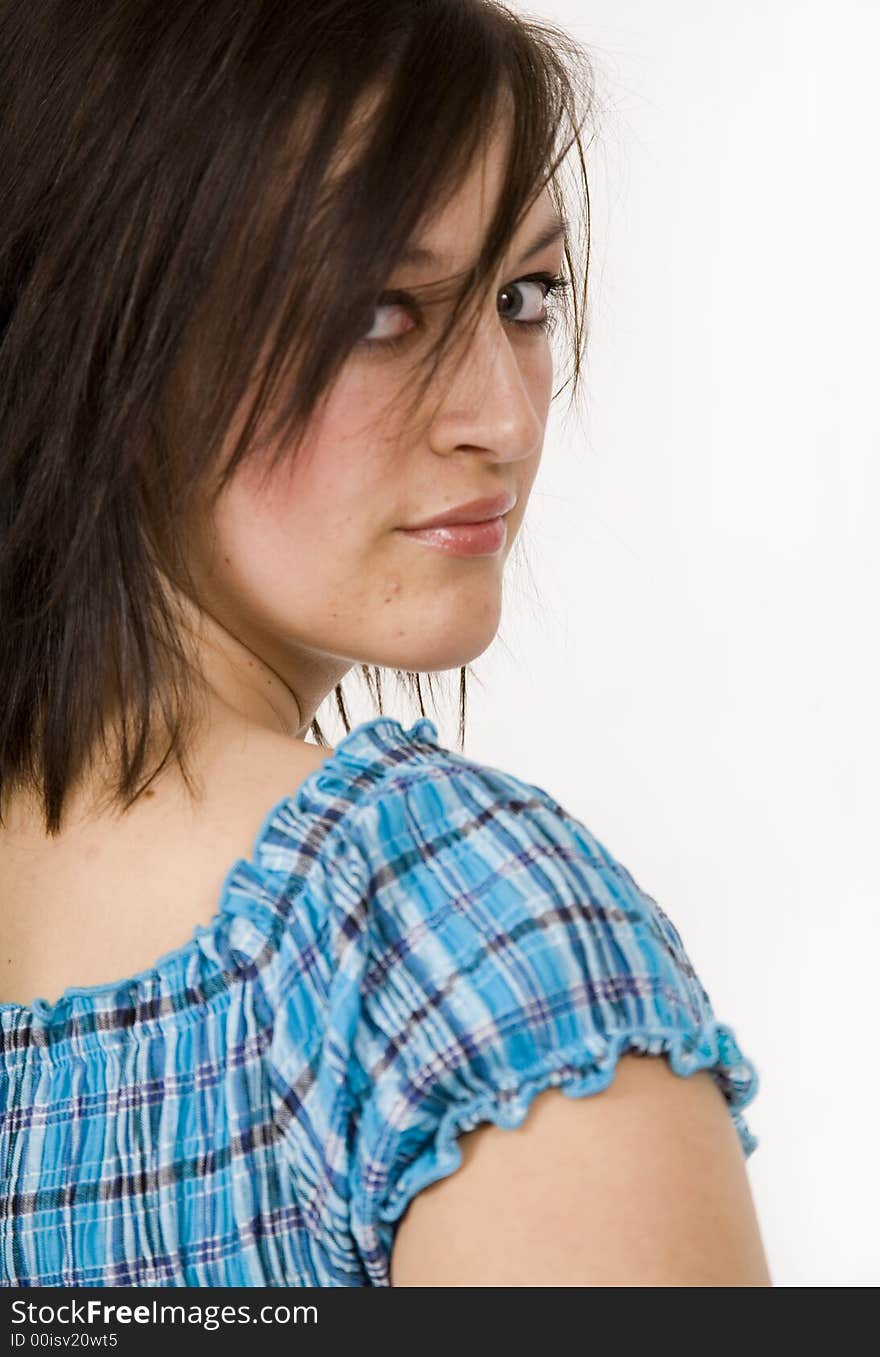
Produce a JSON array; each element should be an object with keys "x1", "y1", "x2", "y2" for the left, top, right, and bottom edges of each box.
[{"x1": 185, "y1": 135, "x2": 566, "y2": 734}]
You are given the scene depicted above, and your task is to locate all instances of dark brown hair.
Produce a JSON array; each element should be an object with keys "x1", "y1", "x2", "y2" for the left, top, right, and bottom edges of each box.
[{"x1": 0, "y1": 0, "x2": 599, "y2": 835}]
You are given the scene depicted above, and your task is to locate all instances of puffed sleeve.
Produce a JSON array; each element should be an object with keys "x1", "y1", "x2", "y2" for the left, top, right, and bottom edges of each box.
[{"x1": 338, "y1": 757, "x2": 760, "y2": 1286}]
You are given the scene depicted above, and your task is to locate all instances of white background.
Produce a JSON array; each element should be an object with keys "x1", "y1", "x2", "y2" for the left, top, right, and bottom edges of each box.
[{"x1": 332, "y1": 1, "x2": 879, "y2": 1285}]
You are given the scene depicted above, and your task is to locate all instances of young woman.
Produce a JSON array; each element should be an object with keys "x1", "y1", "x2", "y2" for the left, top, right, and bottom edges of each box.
[{"x1": 0, "y1": 0, "x2": 770, "y2": 1286}]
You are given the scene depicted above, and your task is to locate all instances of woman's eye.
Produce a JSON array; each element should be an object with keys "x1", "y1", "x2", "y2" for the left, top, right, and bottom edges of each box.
[
  {"x1": 497, "y1": 278, "x2": 551, "y2": 323},
  {"x1": 357, "y1": 272, "x2": 570, "y2": 352},
  {"x1": 359, "y1": 296, "x2": 416, "y2": 346}
]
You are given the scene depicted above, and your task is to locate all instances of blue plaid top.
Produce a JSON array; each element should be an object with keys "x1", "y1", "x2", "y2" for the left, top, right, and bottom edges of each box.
[{"x1": 0, "y1": 716, "x2": 759, "y2": 1287}]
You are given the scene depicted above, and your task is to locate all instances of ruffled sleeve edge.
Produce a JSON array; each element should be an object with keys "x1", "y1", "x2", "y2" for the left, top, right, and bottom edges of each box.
[{"x1": 359, "y1": 1019, "x2": 759, "y2": 1231}]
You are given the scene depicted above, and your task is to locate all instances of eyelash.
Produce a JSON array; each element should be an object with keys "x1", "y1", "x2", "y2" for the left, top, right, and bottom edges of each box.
[{"x1": 357, "y1": 271, "x2": 572, "y2": 354}]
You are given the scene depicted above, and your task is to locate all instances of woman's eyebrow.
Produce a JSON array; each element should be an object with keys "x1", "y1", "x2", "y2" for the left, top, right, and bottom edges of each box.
[
  {"x1": 516, "y1": 213, "x2": 570, "y2": 262},
  {"x1": 398, "y1": 212, "x2": 569, "y2": 268}
]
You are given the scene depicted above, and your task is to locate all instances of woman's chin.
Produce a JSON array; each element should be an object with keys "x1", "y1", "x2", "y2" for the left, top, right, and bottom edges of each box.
[{"x1": 368, "y1": 617, "x2": 501, "y2": 674}]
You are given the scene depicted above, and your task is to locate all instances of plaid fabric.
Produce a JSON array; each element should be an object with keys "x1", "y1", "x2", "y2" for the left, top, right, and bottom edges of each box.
[{"x1": 0, "y1": 716, "x2": 759, "y2": 1287}]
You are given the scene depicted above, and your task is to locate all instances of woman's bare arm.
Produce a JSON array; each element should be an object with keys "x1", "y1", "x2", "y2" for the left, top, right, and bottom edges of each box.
[{"x1": 390, "y1": 1052, "x2": 771, "y2": 1286}]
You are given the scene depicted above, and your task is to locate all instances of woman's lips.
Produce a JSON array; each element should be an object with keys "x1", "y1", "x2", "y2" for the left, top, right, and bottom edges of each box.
[{"x1": 397, "y1": 515, "x2": 508, "y2": 556}]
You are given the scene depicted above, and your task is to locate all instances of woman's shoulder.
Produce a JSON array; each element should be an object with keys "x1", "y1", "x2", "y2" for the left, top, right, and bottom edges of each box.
[
  {"x1": 260, "y1": 716, "x2": 761, "y2": 1284},
  {"x1": 277, "y1": 714, "x2": 759, "y2": 1140},
  {"x1": 311, "y1": 714, "x2": 651, "y2": 922},
  {"x1": 299, "y1": 712, "x2": 593, "y2": 861},
  {"x1": 289, "y1": 713, "x2": 693, "y2": 984}
]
